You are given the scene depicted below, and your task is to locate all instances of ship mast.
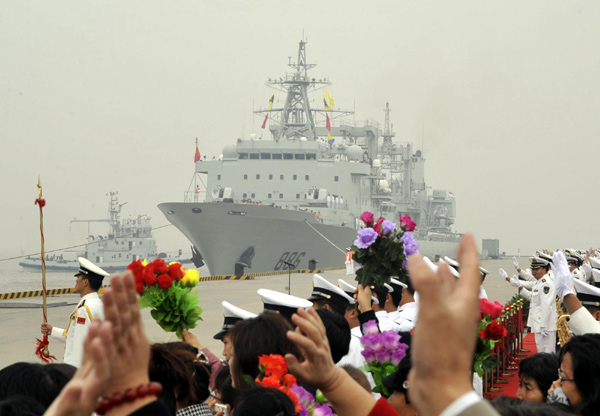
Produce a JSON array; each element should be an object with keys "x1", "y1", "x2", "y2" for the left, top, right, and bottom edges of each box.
[{"x1": 255, "y1": 40, "x2": 351, "y2": 142}]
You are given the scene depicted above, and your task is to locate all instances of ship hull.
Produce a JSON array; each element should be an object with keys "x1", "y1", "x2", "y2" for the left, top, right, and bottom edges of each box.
[{"x1": 158, "y1": 202, "x2": 459, "y2": 276}]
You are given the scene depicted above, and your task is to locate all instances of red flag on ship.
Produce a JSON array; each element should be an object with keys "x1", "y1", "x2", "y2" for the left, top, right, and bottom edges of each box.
[
  {"x1": 261, "y1": 113, "x2": 269, "y2": 129},
  {"x1": 326, "y1": 113, "x2": 331, "y2": 131},
  {"x1": 194, "y1": 146, "x2": 201, "y2": 162}
]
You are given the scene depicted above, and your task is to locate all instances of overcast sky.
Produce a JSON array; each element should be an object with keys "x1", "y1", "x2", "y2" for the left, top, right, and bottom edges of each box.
[{"x1": 1, "y1": 0, "x2": 599, "y2": 266}]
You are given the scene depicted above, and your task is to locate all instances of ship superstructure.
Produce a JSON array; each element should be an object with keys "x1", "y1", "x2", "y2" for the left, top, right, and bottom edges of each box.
[{"x1": 159, "y1": 41, "x2": 460, "y2": 275}]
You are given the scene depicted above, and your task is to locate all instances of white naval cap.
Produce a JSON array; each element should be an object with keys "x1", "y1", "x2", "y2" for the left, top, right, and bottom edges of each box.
[
  {"x1": 591, "y1": 267, "x2": 600, "y2": 288},
  {"x1": 589, "y1": 257, "x2": 600, "y2": 270},
  {"x1": 443, "y1": 256, "x2": 460, "y2": 270},
  {"x1": 573, "y1": 279, "x2": 600, "y2": 308},
  {"x1": 213, "y1": 301, "x2": 257, "y2": 340},
  {"x1": 438, "y1": 259, "x2": 460, "y2": 278},
  {"x1": 530, "y1": 256, "x2": 550, "y2": 268},
  {"x1": 75, "y1": 257, "x2": 109, "y2": 279},
  {"x1": 308, "y1": 275, "x2": 353, "y2": 308},
  {"x1": 390, "y1": 277, "x2": 407, "y2": 290},
  {"x1": 258, "y1": 288, "x2": 313, "y2": 321},
  {"x1": 536, "y1": 251, "x2": 553, "y2": 264},
  {"x1": 565, "y1": 250, "x2": 584, "y2": 264},
  {"x1": 337, "y1": 279, "x2": 379, "y2": 305}
]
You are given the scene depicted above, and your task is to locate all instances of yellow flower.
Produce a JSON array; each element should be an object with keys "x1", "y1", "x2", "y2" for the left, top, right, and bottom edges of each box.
[
  {"x1": 181, "y1": 274, "x2": 191, "y2": 286},
  {"x1": 187, "y1": 269, "x2": 200, "y2": 286}
]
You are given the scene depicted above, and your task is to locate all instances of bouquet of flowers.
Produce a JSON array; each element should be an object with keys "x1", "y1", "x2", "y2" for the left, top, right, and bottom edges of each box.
[
  {"x1": 351, "y1": 212, "x2": 419, "y2": 286},
  {"x1": 127, "y1": 258, "x2": 202, "y2": 339},
  {"x1": 255, "y1": 354, "x2": 336, "y2": 416},
  {"x1": 360, "y1": 320, "x2": 409, "y2": 398},
  {"x1": 473, "y1": 298, "x2": 506, "y2": 376}
]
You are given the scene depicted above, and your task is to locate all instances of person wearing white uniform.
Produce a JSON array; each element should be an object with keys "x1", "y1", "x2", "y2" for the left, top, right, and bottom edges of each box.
[
  {"x1": 552, "y1": 251, "x2": 600, "y2": 335},
  {"x1": 510, "y1": 256, "x2": 557, "y2": 353},
  {"x1": 565, "y1": 249, "x2": 588, "y2": 283},
  {"x1": 41, "y1": 257, "x2": 108, "y2": 367}
]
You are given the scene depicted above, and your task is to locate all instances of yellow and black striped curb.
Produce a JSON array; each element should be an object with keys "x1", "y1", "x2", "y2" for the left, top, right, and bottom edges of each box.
[{"x1": 0, "y1": 268, "x2": 344, "y2": 300}]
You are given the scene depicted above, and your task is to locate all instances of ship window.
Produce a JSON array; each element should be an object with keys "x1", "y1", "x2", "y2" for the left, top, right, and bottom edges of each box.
[
  {"x1": 268, "y1": 193, "x2": 272, "y2": 198},
  {"x1": 296, "y1": 193, "x2": 300, "y2": 199},
  {"x1": 293, "y1": 174, "x2": 297, "y2": 180},
  {"x1": 279, "y1": 193, "x2": 283, "y2": 198},
  {"x1": 334, "y1": 176, "x2": 339, "y2": 182},
  {"x1": 283, "y1": 153, "x2": 293, "y2": 160},
  {"x1": 269, "y1": 174, "x2": 273, "y2": 180},
  {"x1": 217, "y1": 174, "x2": 221, "y2": 180},
  {"x1": 244, "y1": 174, "x2": 248, "y2": 180},
  {"x1": 250, "y1": 153, "x2": 259, "y2": 159},
  {"x1": 256, "y1": 174, "x2": 260, "y2": 179},
  {"x1": 243, "y1": 193, "x2": 247, "y2": 198},
  {"x1": 119, "y1": 253, "x2": 121, "y2": 258},
  {"x1": 306, "y1": 153, "x2": 316, "y2": 160},
  {"x1": 305, "y1": 175, "x2": 309, "y2": 180},
  {"x1": 280, "y1": 174, "x2": 284, "y2": 180},
  {"x1": 192, "y1": 208, "x2": 202, "y2": 213},
  {"x1": 272, "y1": 153, "x2": 282, "y2": 160},
  {"x1": 261, "y1": 153, "x2": 271, "y2": 159},
  {"x1": 239, "y1": 153, "x2": 248, "y2": 159},
  {"x1": 251, "y1": 193, "x2": 255, "y2": 198},
  {"x1": 294, "y1": 154, "x2": 305, "y2": 160}
]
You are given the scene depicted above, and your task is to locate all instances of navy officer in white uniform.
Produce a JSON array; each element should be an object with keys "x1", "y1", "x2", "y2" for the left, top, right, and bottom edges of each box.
[{"x1": 41, "y1": 257, "x2": 107, "y2": 367}]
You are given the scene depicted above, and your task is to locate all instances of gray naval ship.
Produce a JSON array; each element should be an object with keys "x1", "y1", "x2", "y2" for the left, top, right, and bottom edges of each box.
[
  {"x1": 159, "y1": 40, "x2": 460, "y2": 276},
  {"x1": 20, "y1": 192, "x2": 189, "y2": 272}
]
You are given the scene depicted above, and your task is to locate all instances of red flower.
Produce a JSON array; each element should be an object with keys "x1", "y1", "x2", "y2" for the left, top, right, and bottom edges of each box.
[
  {"x1": 479, "y1": 321, "x2": 508, "y2": 340},
  {"x1": 399, "y1": 214, "x2": 416, "y2": 232},
  {"x1": 157, "y1": 274, "x2": 173, "y2": 290},
  {"x1": 259, "y1": 354, "x2": 287, "y2": 380},
  {"x1": 34, "y1": 198, "x2": 46, "y2": 208},
  {"x1": 360, "y1": 211, "x2": 374, "y2": 226},
  {"x1": 279, "y1": 386, "x2": 302, "y2": 414},
  {"x1": 258, "y1": 376, "x2": 281, "y2": 389},
  {"x1": 127, "y1": 260, "x2": 145, "y2": 279},
  {"x1": 135, "y1": 281, "x2": 145, "y2": 295},
  {"x1": 282, "y1": 373, "x2": 297, "y2": 389},
  {"x1": 152, "y1": 259, "x2": 168, "y2": 275},
  {"x1": 143, "y1": 268, "x2": 157, "y2": 286},
  {"x1": 479, "y1": 298, "x2": 504, "y2": 319},
  {"x1": 372, "y1": 217, "x2": 385, "y2": 235},
  {"x1": 168, "y1": 263, "x2": 183, "y2": 281}
]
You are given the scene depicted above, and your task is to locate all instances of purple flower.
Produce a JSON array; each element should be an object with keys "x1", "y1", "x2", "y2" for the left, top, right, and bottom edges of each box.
[
  {"x1": 361, "y1": 347, "x2": 376, "y2": 362},
  {"x1": 354, "y1": 228, "x2": 378, "y2": 249},
  {"x1": 401, "y1": 232, "x2": 419, "y2": 257},
  {"x1": 381, "y1": 331, "x2": 402, "y2": 350},
  {"x1": 291, "y1": 384, "x2": 314, "y2": 416},
  {"x1": 361, "y1": 333, "x2": 384, "y2": 350},
  {"x1": 391, "y1": 344, "x2": 408, "y2": 365},
  {"x1": 375, "y1": 347, "x2": 390, "y2": 363},
  {"x1": 381, "y1": 220, "x2": 396, "y2": 235},
  {"x1": 313, "y1": 403, "x2": 336, "y2": 416},
  {"x1": 361, "y1": 319, "x2": 379, "y2": 335}
]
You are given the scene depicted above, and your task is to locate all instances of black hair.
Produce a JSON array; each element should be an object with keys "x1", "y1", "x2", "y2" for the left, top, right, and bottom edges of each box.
[
  {"x1": 390, "y1": 288, "x2": 403, "y2": 308},
  {"x1": 0, "y1": 396, "x2": 46, "y2": 416},
  {"x1": 491, "y1": 396, "x2": 574, "y2": 416},
  {"x1": 85, "y1": 275, "x2": 103, "y2": 291},
  {"x1": 233, "y1": 387, "x2": 296, "y2": 416},
  {"x1": 229, "y1": 313, "x2": 301, "y2": 390},
  {"x1": 0, "y1": 362, "x2": 75, "y2": 408},
  {"x1": 559, "y1": 333, "x2": 600, "y2": 416},
  {"x1": 518, "y1": 353, "x2": 559, "y2": 400},
  {"x1": 160, "y1": 342, "x2": 212, "y2": 403},
  {"x1": 312, "y1": 297, "x2": 346, "y2": 316},
  {"x1": 316, "y1": 308, "x2": 351, "y2": 363}
]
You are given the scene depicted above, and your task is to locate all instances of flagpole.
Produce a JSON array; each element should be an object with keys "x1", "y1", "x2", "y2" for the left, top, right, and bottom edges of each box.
[{"x1": 34, "y1": 176, "x2": 55, "y2": 362}]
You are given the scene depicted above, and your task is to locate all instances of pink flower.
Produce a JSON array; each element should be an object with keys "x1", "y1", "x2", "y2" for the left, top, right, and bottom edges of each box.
[
  {"x1": 399, "y1": 214, "x2": 416, "y2": 232},
  {"x1": 361, "y1": 320, "x2": 379, "y2": 335},
  {"x1": 479, "y1": 298, "x2": 504, "y2": 319},
  {"x1": 360, "y1": 211, "x2": 374, "y2": 226}
]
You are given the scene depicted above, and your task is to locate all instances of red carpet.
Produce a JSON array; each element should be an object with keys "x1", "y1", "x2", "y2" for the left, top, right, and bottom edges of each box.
[{"x1": 485, "y1": 333, "x2": 538, "y2": 399}]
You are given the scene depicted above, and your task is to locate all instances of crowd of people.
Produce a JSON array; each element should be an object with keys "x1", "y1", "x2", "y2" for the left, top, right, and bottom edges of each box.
[{"x1": 1, "y1": 235, "x2": 600, "y2": 415}]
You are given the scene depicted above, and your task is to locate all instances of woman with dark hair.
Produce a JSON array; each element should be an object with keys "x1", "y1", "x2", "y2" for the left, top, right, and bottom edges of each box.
[
  {"x1": 0, "y1": 362, "x2": 76, "y2": 409},
  {"x1": 233, "y1": 386, "x2": 296, "y2": 416},
  {"x1": 516, "y1": 353, "x2": 559, "y2": 403},
  {"x1": 552, "y1": 333, "x2": 600, "y2": 415},
  {"x1": 228, "y1": 312, "x2": 301, "y2": 389}
]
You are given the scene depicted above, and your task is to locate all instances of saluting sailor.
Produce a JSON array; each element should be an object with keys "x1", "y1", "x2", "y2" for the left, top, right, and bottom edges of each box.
[
  {"x1": 511, "y1": 256, "x2": 558, "y2": 353},
  {"x1": 40, "y1": 257, "x2": 107, "y2": 367},
  {"x1": 565, "y1": 249, "x2": 588, "y2": 283}
]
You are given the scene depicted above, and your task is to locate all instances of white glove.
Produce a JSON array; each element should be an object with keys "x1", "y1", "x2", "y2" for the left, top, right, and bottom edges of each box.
[
  {"x1": 541, "y1": 328, "x2": 550, "y2": 337},
  {"x1": 512, "y1": 256, "x2": 519, "y2": 270},
  {"x1": 552, "y1": 251, "x2": 575, "y2": 301},
  {"x1": 499, "y1": 268, "x2": 508, "y2": 280},
  {"x1": 525, "y1": 268, "x2": 531, "y2": 275},
  {"x1": 510, "y1": 275, "x2": 521, "y2": 288}
]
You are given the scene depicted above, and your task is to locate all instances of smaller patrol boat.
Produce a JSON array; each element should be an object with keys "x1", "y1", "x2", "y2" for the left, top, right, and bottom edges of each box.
[{"x1": 20, "y1": 192, "x2": 192, "y2": 272}]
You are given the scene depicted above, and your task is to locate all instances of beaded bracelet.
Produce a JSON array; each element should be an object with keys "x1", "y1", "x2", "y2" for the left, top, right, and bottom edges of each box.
[{"x1": 95, "y1": 382, "x2": 163, "y2": 415}]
